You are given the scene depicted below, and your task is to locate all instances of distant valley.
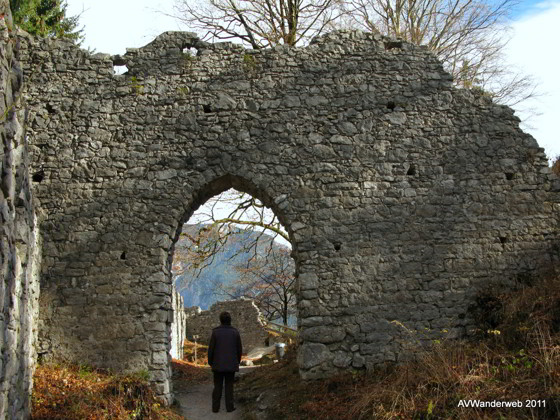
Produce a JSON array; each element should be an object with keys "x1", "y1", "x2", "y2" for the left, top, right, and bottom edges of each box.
[{"x1": 173, "y1": 224, "x2": 285, "y2": 310}]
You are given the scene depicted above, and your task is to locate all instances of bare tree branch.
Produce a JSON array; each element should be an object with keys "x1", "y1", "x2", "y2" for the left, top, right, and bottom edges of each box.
[
  {"x1": 342, "y1": 0, "x2": 539, "y2": 109},
  {"x1": 172, "y1": 0, "x2": 341, "y2": 47},
  {"x1": 216, "y1": 246, "x2": 296, "y2": 325},
  {"x1": 173, "y1": 189, "x2": 291, "y2": 296}
]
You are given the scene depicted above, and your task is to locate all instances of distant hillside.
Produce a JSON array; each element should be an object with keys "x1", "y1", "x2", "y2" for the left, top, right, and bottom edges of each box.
[{"x1": 173, "y1": 224, "x2": 284, "y2": 310}]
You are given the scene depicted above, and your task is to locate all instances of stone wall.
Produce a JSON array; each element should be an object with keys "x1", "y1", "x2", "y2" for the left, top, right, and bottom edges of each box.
[
  {"x1": 16, "y1": 28, "x2": 560, "y2": 402},
  {"x1": 170, "y1": 287, "x2": 185, "y2": 360},
  {"x1": 0, "y1": 2, "x2": 40, "y2": 418},
  {"x1": 185, "y1": 300, "x2": 269, "y2": 353}
]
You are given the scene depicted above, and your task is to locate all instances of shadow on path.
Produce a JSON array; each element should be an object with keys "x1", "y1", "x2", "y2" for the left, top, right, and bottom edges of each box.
[{"x1": 173, "y1": 366, "x2": 259, "y2": 419}]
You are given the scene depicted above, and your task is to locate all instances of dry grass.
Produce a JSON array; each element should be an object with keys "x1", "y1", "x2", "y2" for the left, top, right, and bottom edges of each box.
[
  {"x1": 171, "y1": 358, "x2": 212, "y2": 385},
  {"x1": 238, "y1": 273, "x2": 560, "y2": 419},
  {"x1": 183, "y1": 338, "x2": 209, "y2": 366},
  {"x1": 30, "y1": 274, "x2": 560, "y2": 419},
  {"x1": 31, "y1": 363, "x2": 184, "y2": 420}
]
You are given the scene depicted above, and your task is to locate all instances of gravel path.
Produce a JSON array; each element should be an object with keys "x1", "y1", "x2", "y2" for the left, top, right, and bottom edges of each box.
[
  {"x1": 174, "y1": 381, "x2": 243, "y2": 420},
  {"x1": 173, "y1": 367, "x2": 258, "y2": 420}
]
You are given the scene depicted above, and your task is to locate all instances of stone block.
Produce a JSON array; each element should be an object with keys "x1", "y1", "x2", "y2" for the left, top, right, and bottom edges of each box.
[{"x1": 297, "y1": 343, "x2": 331, "y2": 370}]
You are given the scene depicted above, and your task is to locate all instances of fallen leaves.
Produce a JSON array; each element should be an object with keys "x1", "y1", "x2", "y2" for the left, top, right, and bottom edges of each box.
[{"x1": 32, "y1": 363, "x2": 183, "y2": 420}]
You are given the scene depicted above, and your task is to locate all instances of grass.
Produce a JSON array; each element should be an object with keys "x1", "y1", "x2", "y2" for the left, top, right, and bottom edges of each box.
[
  {"x1": 238, "y1": 272, "x2": 560, "y2": 419},
  {"x1": 172, "y1": 358, "x2": 212, "y2": 386},
  {"x1": 183, "y1": 338, "x2": 209, "y2": 366},
  {"x1": 32, "y1": 363, "x2": 184, "y2": 420}
]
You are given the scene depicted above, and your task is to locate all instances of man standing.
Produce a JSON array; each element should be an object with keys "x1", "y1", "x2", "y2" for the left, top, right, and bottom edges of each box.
[{"x1": 208, "y1": 311, "x2": 243, "y2": 413}]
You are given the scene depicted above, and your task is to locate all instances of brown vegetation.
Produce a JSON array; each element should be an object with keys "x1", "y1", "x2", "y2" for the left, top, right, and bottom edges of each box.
[
  {"x1": 183, "y1": 338, "x2": 209, "y2": 366},
  {"x1": 31, "y1": 364, "x2": 183, "y2": 420},
  {"x1": 552, "y1": 156, "x2": 560, "y2": 175},
  {"x1": 30, "y1": 272, "x2": 560, "y2": 419},
  {"x1": 238, "y1": 273, "x2": 560, "y2": 419}
]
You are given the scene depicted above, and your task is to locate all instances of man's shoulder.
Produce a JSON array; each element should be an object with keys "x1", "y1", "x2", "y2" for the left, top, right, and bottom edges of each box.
[
  {"x1": 212, "y1": 325, "x2": 237, "y2": 330},
  {"x1": 214, "y1": 325, "x2": 240, "y2": 333}
]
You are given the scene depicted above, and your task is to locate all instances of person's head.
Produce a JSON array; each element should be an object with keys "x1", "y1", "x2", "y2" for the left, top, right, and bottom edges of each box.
[{"x1": 219, "y1": 311, "x2": 232, "y2": 326}]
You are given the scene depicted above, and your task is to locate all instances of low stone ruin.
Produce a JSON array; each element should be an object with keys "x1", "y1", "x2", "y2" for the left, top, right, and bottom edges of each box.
[{"x1": 185, "y1": 300, "x2": 269, "y2": 353}]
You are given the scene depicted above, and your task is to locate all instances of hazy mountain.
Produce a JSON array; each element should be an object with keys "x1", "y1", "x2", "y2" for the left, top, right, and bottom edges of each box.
[{"x1": 173, "y1": 224, "x2": 282, "y2": 310}]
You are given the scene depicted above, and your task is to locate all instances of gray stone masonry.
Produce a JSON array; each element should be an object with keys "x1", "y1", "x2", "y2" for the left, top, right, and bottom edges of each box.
[
  {"x1": 170, "y1": 287, "x2": 185, "y2": 360},
  {"x1": 16, "y1": 29, "x2": 560, "y2": 404},
  {"x1": 185, "y1": 299, "x2": 269, "y2": 353},
  {"x1": 1, "y1": 2, "x2": 41, "y2": 418}
]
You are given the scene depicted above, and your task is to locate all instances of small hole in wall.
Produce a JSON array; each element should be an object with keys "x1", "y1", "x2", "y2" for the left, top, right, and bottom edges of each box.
[
  {"x1": 32, "y1": 171, "x2": 44, "y2": 183},
  {"x1": 183, "y1": 47, "x2": 199, "y2": 57},
  {"x1": 120, "y1": 251, "x2": 126, "y2": 260},
  {"x1": 203, "y1": 104, "x2": 212, "y2": 113},
  {"x1": 505, "y1": 172, "x2": 515, "y2": 180},
  {"x1": 113, "y1": 65, "x2": 128, "y2": 75},
  {"x1": 45, "y1": 103, "x2": 56, "y2": 114},
  {"x1": 407, "y1": 165, "x2": 417, "y2": 176},
  {"x1": 384, "y1": 40, "x2": 403, "y2": 50},
  {"x1": 387, "y1": 101, "x2": 396, "y2": 110},
  {"x1": 334, "y1": 243, "x2": 342, "y2": 251},
  {"x1": 499, "y1": 237, "x2": 508, "y2": 244}
]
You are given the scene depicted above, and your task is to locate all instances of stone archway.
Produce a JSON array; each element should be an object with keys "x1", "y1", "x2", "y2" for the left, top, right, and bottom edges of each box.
[
  {"x1": 17, "y1": 28, "x2": 559, "y2": 403},
  {"x1": 36, "y1": 169, "x2": 306, "y2": 404},
  {"x1": 173, "y1": 177, "x2": 298, "y2": 354}
]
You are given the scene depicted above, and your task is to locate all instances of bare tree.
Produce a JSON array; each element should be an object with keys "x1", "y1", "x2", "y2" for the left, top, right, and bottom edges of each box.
[
  {"x1": 172, "y1": 191, "x2": 296, "y2": 322},
  {"x1": 172, "y1": 0, "x2": 342, "y2": 48},
  {"x1": 215, "y1": 245, "x2": 296, "y2": 325},
  {"x1": 343, "y1": 0, "x2": 537, "y2": 107},
  {"x1": 173, "y1": 189, "x2": 289, "y2": 281}
]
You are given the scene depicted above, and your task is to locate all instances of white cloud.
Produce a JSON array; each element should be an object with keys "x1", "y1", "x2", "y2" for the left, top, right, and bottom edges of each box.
[{"x1": 507, "y1": 1, "x2": 560, "y2": 159}]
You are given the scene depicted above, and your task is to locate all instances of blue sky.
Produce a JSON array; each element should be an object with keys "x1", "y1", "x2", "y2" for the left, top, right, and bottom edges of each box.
[
  {"x1": 512, "y1": 0, "x2": 560, "y2": 16},
  {"x1": 65, "y1": 0, "x2": 560, "y2": 159}
]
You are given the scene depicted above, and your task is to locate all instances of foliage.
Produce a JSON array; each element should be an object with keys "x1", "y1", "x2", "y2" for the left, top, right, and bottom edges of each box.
[
  {"x1": 177, "y1": 86, "x2": 190, "y2": 96},
  {"x1": 32, "y1": 363, "x2": 184, "y2": 420},
  {"x1": 10, "y1": 0, "x2": 83, "y2": 42},
  {"x1": 238, "y1": 272, "x2": 560, "y2": 419},
  {"x1": 172, "y1": 344, "x2": 213, "y2": 390},
  {"x1": 182, "y1": 48, "x2": 195, "y2": 68},
  {"x1": 129, "y1": 76, "x2": 145, "y2": 95},
  {"x1": 243, "y1": 52, "x2": 258, "y2": 75},
  {"x1": 172, "y1": 0, "x2": 341, "y2": 48},
  {"x1": 182, "y1": 338, "x2": 210, "y2": 367}
]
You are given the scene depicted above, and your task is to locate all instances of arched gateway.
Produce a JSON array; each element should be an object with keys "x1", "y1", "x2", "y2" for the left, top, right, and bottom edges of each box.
[{"x1": 18, "y1": 30, "x2": 559, "y2": 403}]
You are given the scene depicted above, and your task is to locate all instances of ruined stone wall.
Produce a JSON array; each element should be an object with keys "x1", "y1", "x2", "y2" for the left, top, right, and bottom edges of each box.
[
  {"x1": 0, "y1": 3, "x2": 40, "y2": 418},
  {"x1": 170, "y1": 287, "x2": 185, "y2": 360},
  {"x1": 17, "y1": 29, "x2": 560, "y2": 402},
  {"x1": 185, "y1": 300, "x2": 269, "y2": 353}
]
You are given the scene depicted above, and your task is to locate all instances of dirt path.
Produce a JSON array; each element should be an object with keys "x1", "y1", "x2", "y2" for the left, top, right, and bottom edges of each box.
[
  {"x1": 174, "y1": 381, "x2": 243, "y2": 420},
  {"x1": 173, "y1": 366, "x2": 258, "y2": 420}
]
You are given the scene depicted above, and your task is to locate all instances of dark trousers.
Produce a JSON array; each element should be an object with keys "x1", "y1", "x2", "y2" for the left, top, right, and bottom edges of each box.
[{"x1": 212, "y1": 371, "x2": 235, "y2": 412}]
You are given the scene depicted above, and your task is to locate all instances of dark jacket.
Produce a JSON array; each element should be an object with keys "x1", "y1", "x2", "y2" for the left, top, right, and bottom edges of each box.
[{"x1": 208, "y1": 325, "x2": 243, "y2": 372}]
